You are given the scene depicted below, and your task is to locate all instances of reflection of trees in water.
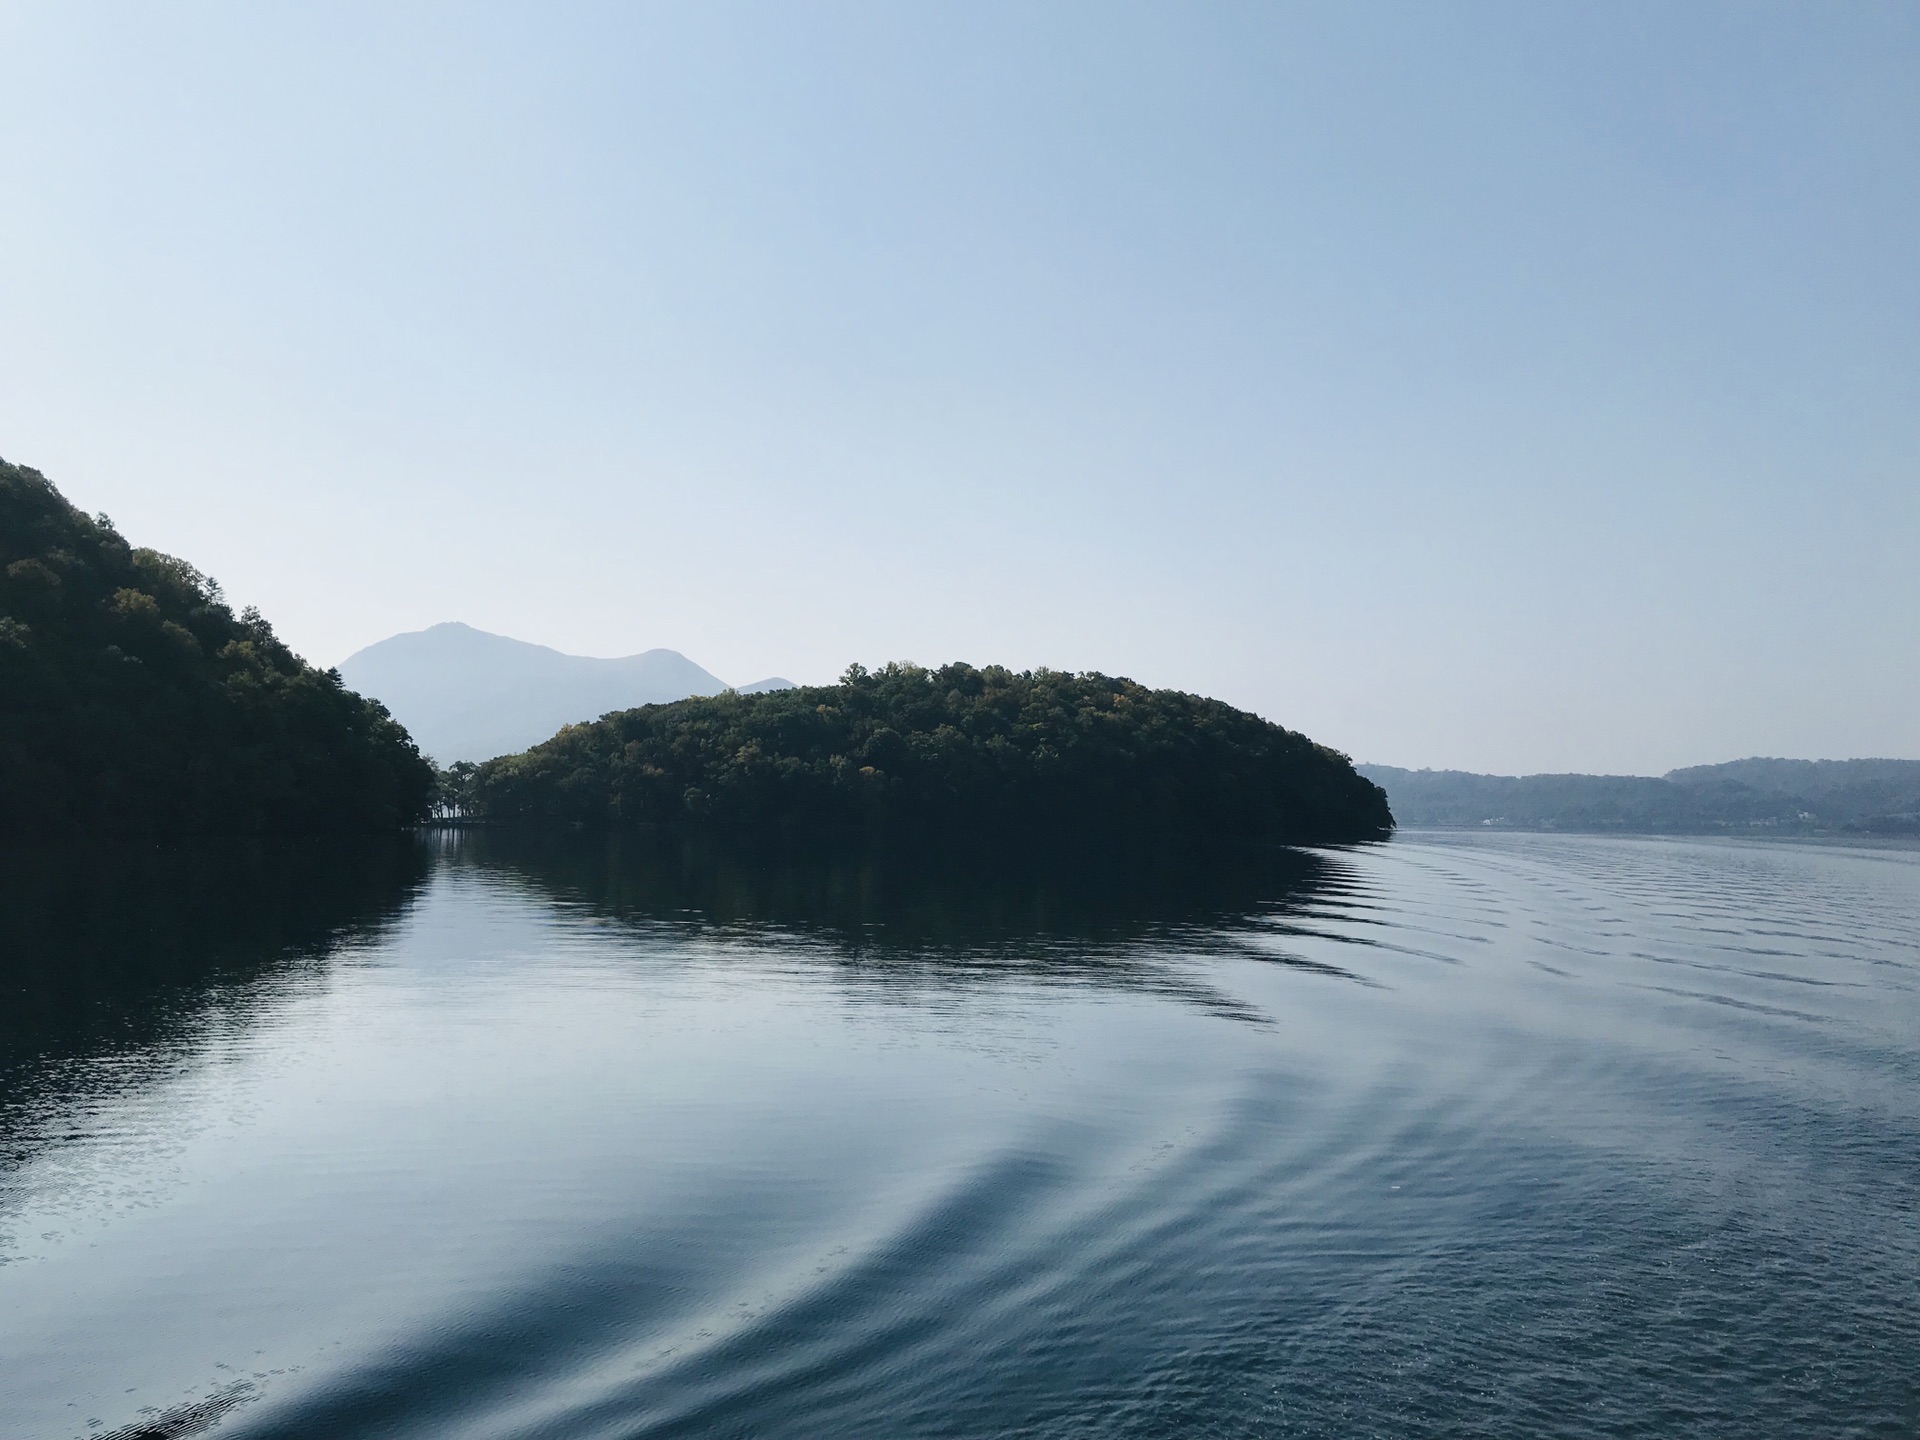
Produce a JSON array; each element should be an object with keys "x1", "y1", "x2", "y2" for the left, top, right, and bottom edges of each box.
[
  {"x1": 457, "y1": 829, "x2": 1380, "y2": 1021},
  {"x1": 0, "y1": 837, "x2": 430, "y2": 1148}
]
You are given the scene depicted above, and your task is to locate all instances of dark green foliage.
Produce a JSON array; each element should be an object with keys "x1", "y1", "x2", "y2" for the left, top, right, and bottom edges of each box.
[
  {"x1": 430, "y1": 760, "x2": 482, "y2": 821},
  {"x1": 472, "y1": 661, "x2": 1393, "y2": 846},
  {"x1": 0, "y1": 459, "x2": 434, "y2": 836}
]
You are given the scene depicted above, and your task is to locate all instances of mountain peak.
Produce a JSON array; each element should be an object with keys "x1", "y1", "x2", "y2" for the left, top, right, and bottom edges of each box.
[{"x1": 337, "y1": 624, "x2": 758, "y2": 762}]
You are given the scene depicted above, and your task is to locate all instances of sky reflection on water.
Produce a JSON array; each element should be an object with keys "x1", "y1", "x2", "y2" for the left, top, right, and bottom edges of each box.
[{"x1": 1, "y1": 833, "x2": 1915, "y2": 1439}]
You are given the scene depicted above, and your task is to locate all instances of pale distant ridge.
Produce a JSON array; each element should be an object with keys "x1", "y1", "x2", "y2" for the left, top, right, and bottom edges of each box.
[
  {"x1": 1662, "y1": 756, "x2": 1920, "y2": 795},
  {"x1": 337, "y1": 622, "x2": 793, "y2": 763},
  {"x1": 1359, "y1": 757, "x2": 1920, "y2": 835}
]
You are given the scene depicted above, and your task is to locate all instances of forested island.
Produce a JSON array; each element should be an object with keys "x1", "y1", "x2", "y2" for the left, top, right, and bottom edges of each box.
[
  {"x1": 1, "y1": 459, "x2": 434, "y2": 836},
  {"x1": 3, "y1": 456, "x2": 1386, "y2": 848},
  {"x1": 453, "y1": 663, "x2": 1393, "y2": 846}
]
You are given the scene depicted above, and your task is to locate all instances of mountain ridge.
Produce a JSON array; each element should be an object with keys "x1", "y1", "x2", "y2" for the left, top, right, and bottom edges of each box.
[
  {"x1": 1358, "y1": 757, "x2": 1920, "y2": 835},
  {"x1": 338, "y1": 622, "x2": 792, "y2": 763}
]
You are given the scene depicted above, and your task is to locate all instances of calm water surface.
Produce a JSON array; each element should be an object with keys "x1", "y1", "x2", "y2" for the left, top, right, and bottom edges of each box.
[{"x1": 1, "y1": 832, "x2": 1916, "y2": 1438}]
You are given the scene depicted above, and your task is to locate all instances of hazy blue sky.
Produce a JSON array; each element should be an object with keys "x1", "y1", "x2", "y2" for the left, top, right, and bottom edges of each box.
[{"x1": 2, "y1": 2, "x2": 1914, "y2": 774}]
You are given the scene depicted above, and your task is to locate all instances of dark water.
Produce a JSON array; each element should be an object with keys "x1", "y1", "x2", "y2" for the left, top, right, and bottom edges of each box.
[{"x1": 2, "y1": 832, "x2": 1916, "y2": 1439}]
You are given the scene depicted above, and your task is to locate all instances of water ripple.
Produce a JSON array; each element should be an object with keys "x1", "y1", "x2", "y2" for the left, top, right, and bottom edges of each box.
[{"x1": 1, "y1": 833, "x2": 1915, "y2": 1438}]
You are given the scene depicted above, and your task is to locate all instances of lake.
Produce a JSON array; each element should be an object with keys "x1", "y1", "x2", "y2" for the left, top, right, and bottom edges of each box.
[{"x1": 2, "y1": 831, "x2": 1915, "y2": 1439}]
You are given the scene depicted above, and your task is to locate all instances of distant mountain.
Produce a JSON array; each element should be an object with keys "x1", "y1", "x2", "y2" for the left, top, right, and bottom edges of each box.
[
  {"x1": 1663, "y1": 756, "x2": 1920, "y2": 798},
  {"x1": 337, "y1": 622, "x2": 793, "y2": 763},
  {"x1": 1358, "y1": 758, "x2": 1920, "y2": 835}
]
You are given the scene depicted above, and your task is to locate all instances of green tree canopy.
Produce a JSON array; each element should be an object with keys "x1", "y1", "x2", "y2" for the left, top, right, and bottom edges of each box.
[
  {"x1": 0, "y1": 458, "x2": 434, "y2": 836},
  {"x1": 471, "y1": 661, "x2": 1393, "y2": 847}
]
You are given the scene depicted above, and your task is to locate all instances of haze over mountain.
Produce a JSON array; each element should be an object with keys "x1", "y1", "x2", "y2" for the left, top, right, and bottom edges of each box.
[
  {"x1": 1358, "y1": 758, "x2": 1920, "y2": 836},
  {"x1": 338, "y1": 622, "x2": 792, "y2": 763}
]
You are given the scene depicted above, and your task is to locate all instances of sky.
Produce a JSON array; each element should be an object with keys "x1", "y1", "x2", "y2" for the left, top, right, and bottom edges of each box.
[{"x1": 1, "y1": 2, "x2": 1915, "y2": 775}]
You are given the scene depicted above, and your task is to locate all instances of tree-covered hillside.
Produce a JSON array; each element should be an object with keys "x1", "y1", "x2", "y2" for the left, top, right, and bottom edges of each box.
[
  {"x1": 1358, "y1": 760, "x2": 1920, "y2": 834},
  {"x1": 1, "y1": 459, "x2": 434, "y2": 836},
  {"x1": 466, "y1": 662, "x2": 1392, "y2": 846}
]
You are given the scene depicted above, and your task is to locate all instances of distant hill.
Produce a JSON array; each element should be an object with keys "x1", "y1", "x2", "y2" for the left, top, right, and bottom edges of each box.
[
  {"x1": 1359, "y1": 758, "x2": 1920, "y2": 835},
  {"x1": 338, "y1": 622, "x2": 793, "y2": 762},
  {"x1": 1663, "y1": 756, "x2": 1920, "y2": 798}
]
